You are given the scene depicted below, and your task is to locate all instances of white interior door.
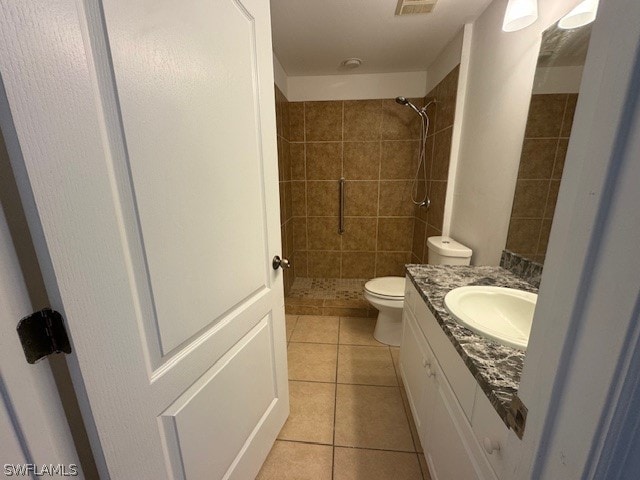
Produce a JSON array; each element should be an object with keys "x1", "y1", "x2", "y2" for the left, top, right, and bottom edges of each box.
[{"x1": 0, "y1": 0, "x2": 288, "y2": 478}]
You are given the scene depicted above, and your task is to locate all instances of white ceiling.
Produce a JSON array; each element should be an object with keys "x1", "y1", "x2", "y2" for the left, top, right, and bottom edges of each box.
[{"x1": 270, "y1": 0, "x2": 493, "y2": 76}]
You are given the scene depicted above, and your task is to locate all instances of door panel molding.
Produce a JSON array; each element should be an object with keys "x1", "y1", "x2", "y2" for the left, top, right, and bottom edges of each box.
[
  {"x1": 94, "y1": 0, "x2": 273, "y2": 360},
  {"x1": 160, "y1": 315, "x2": 278, "y2": 479}
]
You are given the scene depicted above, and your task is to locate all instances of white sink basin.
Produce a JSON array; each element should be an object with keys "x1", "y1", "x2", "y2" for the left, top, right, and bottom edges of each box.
[{"x1": 444, "y1": 286, "x2": 537, "y2": 350}]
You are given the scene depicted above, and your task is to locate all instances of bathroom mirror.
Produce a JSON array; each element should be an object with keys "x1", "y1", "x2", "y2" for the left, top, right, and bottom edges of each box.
[{"x1": 505, "y1": 21, "x2": 593, "y2": 265}]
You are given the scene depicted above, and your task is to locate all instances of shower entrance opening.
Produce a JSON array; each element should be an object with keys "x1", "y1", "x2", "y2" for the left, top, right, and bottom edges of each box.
[{"x1": 285, "y1": 278, "x2": 377, "y2": 317}]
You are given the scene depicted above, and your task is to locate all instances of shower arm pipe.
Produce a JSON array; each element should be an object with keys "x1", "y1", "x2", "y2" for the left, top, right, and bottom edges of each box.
[
  {"x1": 395, "y1": 96, "x2": 437, "y2": 119},
  {"x1": 339, "y1": 178, "x2": 345, "y2": 234}
]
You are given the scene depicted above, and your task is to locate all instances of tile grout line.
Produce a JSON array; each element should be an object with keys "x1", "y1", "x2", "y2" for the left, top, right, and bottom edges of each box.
[
  {"x1": 374, "y1": 100, "x2": 383, "y2": 278},
  {"x1": 276, "y1": 437, "x2": 420, "y2": 455},
  {"x1": 331, "y1": 317, "x2": 341, "y2": 480},
  {"x1": 289, "y1": 379, "x2": 401, "y2": 388},
  {"x1": 287, "y1": 314, "x2": 299, "y2": 348},
  {"x1": 417, "y1": 451, "x2": 428, "y2": 480},
  {"x1": 303, "y1": 102, "x2": 309, "y2": 276},
  {"x1": 288, "y1": 339, "x2": 388, "y2": 347},
  {"x1": 301, "y1": 178, "x2": 424, "y2": 182},
  {"x1": 520, "y1": 135, "x2": 572, "y2": 141},
  {"x1": 298, "y1": 138, "x2": 430, "y2": 143},
  {"x1": 536, "y1": 180, "x2": 554, "y2": 257},
  {"x1": 375, "y1": 100, "x2": 383, "y2": 278},
  {"x1": 340, "y1": 100, "x2": 344, "y2": 279},
  {"x1": 535, "y1": 95, "x2": 570, "y2": 257},
  {"x1": 513, "y1": 177, "x2": 562, "y2": 181}
]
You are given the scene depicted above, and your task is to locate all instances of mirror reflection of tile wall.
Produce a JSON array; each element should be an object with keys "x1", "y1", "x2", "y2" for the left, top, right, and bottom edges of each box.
[
  {"x1": 506, "y1": 22, "x2": 592, "y2": 265},
  {"x1": 506, "y1": 93, "x2": 577, "y2": 264}
]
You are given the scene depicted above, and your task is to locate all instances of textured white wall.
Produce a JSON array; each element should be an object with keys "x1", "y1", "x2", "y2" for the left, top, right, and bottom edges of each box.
[
  {"x1": 425, "y1": 29, "x2": 464, "y2": 94},
  {"x1": 449, "y1": 0, "x2": 583, "y2": 265},
  {"x1": 423, "y1": 25, "x2": 470, "y2": 236},
  {"x1": 285, "y1": 71, "x2": 427, "y2": 101},
  {"x1": 273, "y1": 54, "x2": 289, "y2": 97}
]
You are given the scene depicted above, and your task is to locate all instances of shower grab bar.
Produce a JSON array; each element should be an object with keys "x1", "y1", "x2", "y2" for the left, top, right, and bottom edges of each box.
[{"x1": 339, "y1": 178, "x2": 345, "y2": 235}]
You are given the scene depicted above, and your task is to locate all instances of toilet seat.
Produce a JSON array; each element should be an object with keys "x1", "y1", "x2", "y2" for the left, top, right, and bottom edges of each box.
[{"x1": 364, "y1": 277, "x2": 405, "y2": 300}]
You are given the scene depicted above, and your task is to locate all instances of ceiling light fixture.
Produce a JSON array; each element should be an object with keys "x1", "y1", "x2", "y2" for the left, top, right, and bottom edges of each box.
[
  {"x1": 558, "y1": 0, "x2": 599, "y2": 29},
  {"x1": 502, "y1": 0, "x2": 538, "y2": 32}
]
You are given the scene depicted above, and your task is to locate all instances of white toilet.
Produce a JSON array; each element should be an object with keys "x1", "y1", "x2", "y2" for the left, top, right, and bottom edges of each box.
[
  {"x1": 364, "y1": 276, "x2": 406, "y2": 346},
  {"x1": 426, "y1": 236, "x2": 473, "y2": 265},
  {"x1": 364, "y1": 236, "x2": 472, "y2": 346}
]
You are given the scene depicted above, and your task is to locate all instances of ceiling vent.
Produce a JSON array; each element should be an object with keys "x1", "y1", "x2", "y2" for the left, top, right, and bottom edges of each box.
[{"x1": 395, "y1": 0, "x2": 437, "y2": 15}]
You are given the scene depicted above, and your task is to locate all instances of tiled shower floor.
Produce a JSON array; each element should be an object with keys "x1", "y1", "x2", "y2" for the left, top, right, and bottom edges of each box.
[
  {"x1": 256, "y1": 314, "x2": 431, "y2": 480},
  {"x1": 285, "y1": 278, "x2": 377, "y2": 318}
]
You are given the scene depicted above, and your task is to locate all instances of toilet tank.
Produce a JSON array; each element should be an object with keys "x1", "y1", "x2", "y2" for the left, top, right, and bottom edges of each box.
[{"x1": 427, "y1": 236, "x2": 472, "y2": 265}]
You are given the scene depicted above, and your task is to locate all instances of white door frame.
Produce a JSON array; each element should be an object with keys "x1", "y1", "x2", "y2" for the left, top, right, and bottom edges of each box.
[{"x1": 0, "y1": 151, "x2": 81, "y2": 474}]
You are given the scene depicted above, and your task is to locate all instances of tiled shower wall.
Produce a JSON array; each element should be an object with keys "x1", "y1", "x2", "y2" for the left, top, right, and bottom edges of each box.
[
  {"x1": 505, "y1": 93, "x2": 577, "y2": 264},
  {"x1": 275, "y1": 86, "x2": 294, "y2": 294},
  {"x1": 276, "y1": 66, "x2": 460, "y2": 282},
  {"x1": 411, "y1": 66, "x2": 460, "y2": 263},
  {"x1": 286, "y1": 97, "x2": 426, "y2": 279}
]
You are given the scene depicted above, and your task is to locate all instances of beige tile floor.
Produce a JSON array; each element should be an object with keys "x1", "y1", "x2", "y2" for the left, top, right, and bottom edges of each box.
[{"x1": 257, "y1": 315, "x2": 432, "y2": 480}]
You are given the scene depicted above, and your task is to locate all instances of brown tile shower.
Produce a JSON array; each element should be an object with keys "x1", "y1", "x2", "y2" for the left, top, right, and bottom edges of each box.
[
  {"x1": 275, "y1": 65, "x2": 459, "y2": 317},
  {"x1": 275, "y1": 88, "x2": 426, "y2": 282},
  {"x1": 410, "y1": 65, "x2": 460, "y2": 264},
  {"x1": 276, "y1": 85, "x2": 294, "y2": 294}
]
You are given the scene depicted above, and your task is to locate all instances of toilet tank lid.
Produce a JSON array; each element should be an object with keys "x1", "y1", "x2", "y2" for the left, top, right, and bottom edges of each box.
[{"x1": 427, "y1": 236, "x2": 472, "y2": 257}]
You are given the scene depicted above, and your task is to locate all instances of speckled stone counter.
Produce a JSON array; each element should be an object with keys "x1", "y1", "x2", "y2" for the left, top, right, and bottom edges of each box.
[
  {"x1": 405, "y1": 264, "x2": 538, "y2": 426},
  {"x1": 500, "y1": 250, "x2": 543, "y2": 288}
]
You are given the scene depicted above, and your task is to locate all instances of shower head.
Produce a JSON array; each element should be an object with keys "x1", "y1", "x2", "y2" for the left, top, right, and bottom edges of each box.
[{"x1": 395, "y1": 96, "x2": 423, "y2": 117}]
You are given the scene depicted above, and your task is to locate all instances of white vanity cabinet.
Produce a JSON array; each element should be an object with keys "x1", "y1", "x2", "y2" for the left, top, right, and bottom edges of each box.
[
  {"x1": 400, "y1": 280, "x2": 509, "y2": 480},
  {"x1": 399, "y1": 309, "x2": 428, "y2": 433}
]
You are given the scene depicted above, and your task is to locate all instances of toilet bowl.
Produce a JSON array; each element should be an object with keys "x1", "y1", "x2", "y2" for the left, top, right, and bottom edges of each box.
[
  {"x1": 364, "y1": 276, "x2": 405, "y2": 346},
  {"x1": 364, "y1": 237, "x2": 472, "y2": 347}
]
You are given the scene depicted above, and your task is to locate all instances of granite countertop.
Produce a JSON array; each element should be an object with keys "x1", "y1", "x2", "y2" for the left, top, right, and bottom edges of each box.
[{"x1": 405, "y1": 264, "x2": 538, "y2": 426}]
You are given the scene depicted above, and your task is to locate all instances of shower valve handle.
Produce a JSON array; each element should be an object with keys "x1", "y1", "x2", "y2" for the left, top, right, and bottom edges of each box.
[{"x1": 272, "y1": 256, "x2": 290, "y2": 270}]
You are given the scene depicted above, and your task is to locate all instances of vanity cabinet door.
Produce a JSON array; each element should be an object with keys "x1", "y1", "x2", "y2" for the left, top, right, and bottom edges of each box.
[
  {"x1": 415, "y1": 297, "x2": 477, "y2": 419},
  {"x1": 427, "y1": 362, "x2": 482, "y2": 480},
  {"x1": 471, "y1": 390, "x2": 509, "y2": 478},
  {"x1": 399, "y1": 308, "x2": 431, "y2": 441},
  {"x1": 404, "y1": 275, "x2": 417, "y2": 315}
]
